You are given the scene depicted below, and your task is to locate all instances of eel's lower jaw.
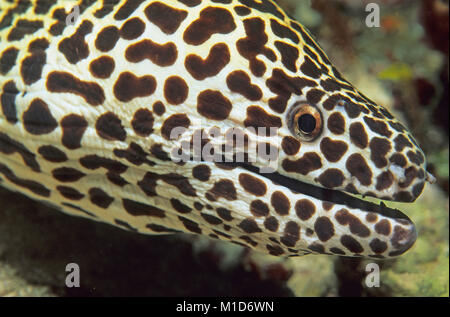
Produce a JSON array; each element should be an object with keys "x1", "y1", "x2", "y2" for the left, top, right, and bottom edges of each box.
[{"x1": 234, "y1": 163, "x2": 418, "y2": 257}]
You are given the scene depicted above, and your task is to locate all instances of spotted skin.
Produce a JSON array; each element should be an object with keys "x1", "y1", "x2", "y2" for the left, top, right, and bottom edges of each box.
[{"x1": 0, "y1": 0, "x2": 434, "y2": 258}]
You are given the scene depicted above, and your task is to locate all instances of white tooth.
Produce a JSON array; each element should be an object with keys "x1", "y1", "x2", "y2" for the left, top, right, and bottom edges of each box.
[{"x1": 426, "y1": 172, "x2": 436, "y2": 184}]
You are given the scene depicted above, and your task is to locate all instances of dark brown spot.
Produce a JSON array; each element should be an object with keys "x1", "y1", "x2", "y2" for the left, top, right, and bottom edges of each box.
[
  {"x1": 114, "y1": 72, "x2": 156, "y2": 102},
  {"x1": 186, "y1": 43, "x2": 230, "y2": 81},
  {"x1": 60, "y1": 114, "x2": 88, "y2": 149},
  {"x1": 1, "y1": 81, "x2": 19, "y2": 123},
  {"x1": 366, "y1": 213, "x2": 378, "y2": 223},
  {"x1": 94, "y1": 0, "x2": 122, "y2": 18},
  {"x1": 89, "y1": 56, "x2": 115, "y2": 79},
  {"x1": 38, "y1": 145, "x2": 68, "y2": 163},
  {"x1": 266, "y1": 68, "x2": 317, "y2": 113},
  {"x1": 146, "y1": 223, "x2": 180, "y2": 233},
  {"x1": 340, "y1": 235, "x2": 364, "y2": 253},
  {"x1": 274, "y1": 41, "x2": 299, "y2": 73},
  {"x1": 145, "y1": 1, "x2": 187, "y2": 34},
  {"x1": 320, "y1": 137, "x2": 348, "y2": 163},
  {"x1": 407, "y1": 150, "x2": 425, "y2": 165},
  {"x1": 119, "y1": 17, "x2": 145, "y2": 40},
  {"x1": 239, "y1": 173, "x2": 267, "y2": 196},
  {"x1": 171, "y1": 198, "x2": 192, "y2": 214},
  {"x1": 153, "y1": 101, "x2": 165, "y2": 116},
  {"x1": 281, "y1": 136, "x2": 300, "y2": 156},
  {"x1": 126, "y1": 39, "x2": 178, "y2": 66},
  {"x1": 95, "y1": 26, "x2": 119, "y2": 52},
  {"x1": 295, "y1": 199, "x2": 315, "y2": 220},
  {"x1": 207, "y1": 179, "x2": 237, "y2": 201},
  {"x1": 314, "y1": 217, "x2": 334, "y2": 242},
  {"x1": 238, "y1": 218, "x2": 262, "y2": 234},
  {"x1": 349, "y1": 122, "x2": 368, "y2": 149},
  {"x1": 0, "y1": 163, "x2": 50, "y2": 197},
  {"x1": 281, "y1": 221, "x2": 300, "y2": 247},
  {"x1": 0, "y1": 132, "x2": 40, "y2": 172},
  {"x1": 34, "y1": 0, "x2": 57, "y2": 14},
  {"x1": 282, "y1": 152, "x2": 322, "y2": 175},
  {"x1": 114, "y1": 143, "x2": 155, "y2": 167},
  {"x1": 57, "y1": 186, "x2": 84, "y2": 200},
  {"x1": 300, "y1": 55, "x2": 321, "y2": 79},
  {"x1": 271, "y1": 191, "x2": 290, "y2": 216},
  {"x1": 308, "y1": 243, "x2": 325, "y2": 254},
  {"x1": 264, "y1": 217, "x2": 279, "y2": 232},
  {"x1": 194, "y1": 202, "x2": 204, "y2": 211},
  {"x1": 369, "y1": 238, "x2": 387, "y2": 254},
  {"x1": 363, "y1": 116, "x2": 392, "y2": 138},
  {"x1": 306, "y1": 88, "x2": 325, "y2": 104},
  {"x1": 335, "y1": 209, "x2": 371, "y2": 238},
  {"x1": 131, "y1": 108, "x2": 154, "y2": 137},
  {"x1": 178, "y1": 0, "x2": 201, "y2": 7},
  {"x1": 250, "y1": 200, "x2": 269, "y2": 217},
  {"x1": 52, "y1": 167, "x2": 86, "y2": 183},
  {"x1": 376, "y1": 171, "x2": 394, "y2": 191},
  {"x1": 317, "y1": 168, "x2": 345, "y2": 188},
  {"x1": 201, "y1": 213, "x2": 223, "y2": 225},
  {"x1": 346, "y1": 154, "x2": 372, "y2": 186},
  {"x1": 192, "y1": 165, "x2": 211, "y2": 181},
  {"x1": 114, "y1": 0, "x2": 146, "y2": 20},
  {"x1": 327, "y1": 112, "x2": 345, "y2": 135},
  {"x1": 161, "y1": 114, "x2": 190, "y2": 140},
  {"x1": 184, "y1": 6, "x2": 236, "y2": 45},
  {"x1": 389, "y1": 121, "x2": 406, "y2": 133},
  {"x1": 8, "y1": 19, "x2": 43, "y2": 41},
  {"x1": 217, "y1": 207, "x2": 233, "y2": 221},
  {"x1": 235, "y1": 5, "x2": 251, "y2": 16},
  {"x1": 89, "y1": 187, "x2": 114, "y2": 209},
  {"x1": 226, "y1": 70, "x2": 262, "y2": 101},
  {"x1": 48, "y1": 8, "x2": 68, "y2": 36},
  {"x1": 321, "y1": 78, "x2": 342, "y2": 92},
  {"x1": 22, "y1": 99, "x2": 57, "y2": 135},
  {"x1": 375, "y1": 219, "x2": 391, "y2": 236},
  {"x1": 390, "y1": 225, "x2": 415, "y2": 251},
  {"x1": 266, "y1": 244, "x2": 284, "y2": 256},
  {"x1": 150, "y1": 144, "x2": 170, "y2": 161},
  {"x1": 197, "y1": 90, "x2": 232, "y2": 120},
  {"x1": 95, "y1": 112, "x2": 126, "y2": 141},
  {"x1": 80, "y1": 155, "x2": 127, "y2": 174},
  {"x1": 394, "y1": 134, "x2": 413, "y2": 152},
  {"x1": 58, "y1": 20, "x2": 93, "y2": 64},
  {"x1": 236, "y1": 17, "x2": 276, "y2": 77},
  {"x1": 20, "y1": 38, "x2": 49, "y2": 85},
  {"x1": 115, "y1": 220, "x2": 137, "y2": 232},
  {"x1": 370, "y1": 137, "x2": 391, "y2": 168},
  {"x1": 330, "y1": 247, "x2": 345, "y2": 255},
  {"x1": 399, "y1": 166, "x2": 419, "y2": 189},
  {"x1": 122, "y1": 198, "x2": 165, "y2": 217},
  {"x1": 47, "y1": 71, "x2": 105, "y2": 106},
  {"x1": 164, "y1": 76, "x2": 188, "y2": 105},
  {"x1": 270, "y1": 19, "x2": 299, "y2": 44},
  {"x1": 244, "y1": 106, "x2": 281, "y2": 135}
]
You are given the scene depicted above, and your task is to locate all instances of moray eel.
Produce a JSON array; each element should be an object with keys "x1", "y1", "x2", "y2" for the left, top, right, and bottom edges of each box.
[{"x1": 0, "y1": 0, "x2": 435, "y2": 258}]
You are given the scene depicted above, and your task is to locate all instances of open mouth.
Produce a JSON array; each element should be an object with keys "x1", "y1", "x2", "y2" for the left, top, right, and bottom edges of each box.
[{"x1": 235, "y1": 162, "x2": 412, "y2": 221}]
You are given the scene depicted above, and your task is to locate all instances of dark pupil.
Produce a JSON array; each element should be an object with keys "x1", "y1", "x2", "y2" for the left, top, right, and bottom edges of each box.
[{"x1": 297, "y1": 114, "x2": 316, "y2": 134}]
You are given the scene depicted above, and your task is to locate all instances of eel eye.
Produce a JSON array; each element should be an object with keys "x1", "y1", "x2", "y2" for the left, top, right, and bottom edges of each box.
[{"x1": 289, "y1": 103, "x2": 323, "y2": 141}]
